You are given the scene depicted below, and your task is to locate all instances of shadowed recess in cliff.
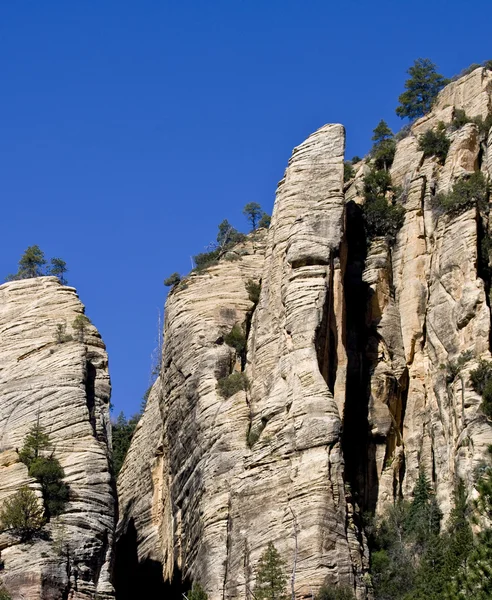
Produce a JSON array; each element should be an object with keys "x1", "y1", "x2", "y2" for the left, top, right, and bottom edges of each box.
[
  {"x1": 85, "y1": 361, "x2": 97, "y2": 437},
  {"x1": 315, "y1": 258, "x2": 337, "y2": 395},
  {"x1": 114, "y1": 518, "x2": 190, "y2": 600},
  {"x1": 341, "y1": 201, "x2": 377, "y2": 512}
]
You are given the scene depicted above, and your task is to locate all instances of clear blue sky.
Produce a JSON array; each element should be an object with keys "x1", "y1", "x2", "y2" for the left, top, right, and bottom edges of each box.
[{"x1": 1, "y1": 1, "x2": 491, "y2": 417}]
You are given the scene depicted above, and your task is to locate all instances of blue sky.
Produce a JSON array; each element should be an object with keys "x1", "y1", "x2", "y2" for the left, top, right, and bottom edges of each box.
[{"x1": 1, "y1": 1, "x2": 491, "y2": 417}]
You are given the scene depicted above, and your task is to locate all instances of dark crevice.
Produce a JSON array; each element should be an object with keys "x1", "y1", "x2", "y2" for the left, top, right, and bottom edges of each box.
[
  {"x1": 114, "y1": 518, "x2": 190, "y2": 600},
  {"x1": 315, "y1": 257, "x2": 337, "y2": 395},
  {"x1": 341, "y1": 201, "x2": 376, "y2": 513},
  {"x1": 85, "y1": 361, "x2": 97, "y2": 438},
  {"x1": 476, "y1": 209, "x2": 492, "y2": 350}
]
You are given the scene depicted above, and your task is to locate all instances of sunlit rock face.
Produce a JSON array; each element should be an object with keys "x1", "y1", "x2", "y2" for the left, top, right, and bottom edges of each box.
[
  {"x1": 118, "y1": 68, "x2": 492, "y2": 599},
  {"x1": 0, "y1": 277, "x2": 115, "y2": 600}
]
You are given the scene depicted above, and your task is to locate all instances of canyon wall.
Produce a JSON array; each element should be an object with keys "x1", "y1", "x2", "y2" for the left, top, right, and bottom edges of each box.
[
  {"x1": 0, "y1": 277, "x2": 115, "y2": 600},
  {"x1": 117, "y1": 67, "x2": 492, "y2": 598}
]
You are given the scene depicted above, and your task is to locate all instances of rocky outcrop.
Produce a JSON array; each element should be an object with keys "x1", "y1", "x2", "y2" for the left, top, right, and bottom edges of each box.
[
  {"x1": 0, "y1": 277, "x2": 115, "y2": 600},
  {"x1": 117, "y1": 67, "x2": 492, "y2": 599}
]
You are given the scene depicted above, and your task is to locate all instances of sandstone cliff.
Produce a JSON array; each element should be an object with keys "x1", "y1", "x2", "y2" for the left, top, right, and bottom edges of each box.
[
  {"x1": 117, "y1": 67, "x2": 492, "y2": 599},
  {"x1": 0, "y1": 277, "x2": 115, "y2": 600}
]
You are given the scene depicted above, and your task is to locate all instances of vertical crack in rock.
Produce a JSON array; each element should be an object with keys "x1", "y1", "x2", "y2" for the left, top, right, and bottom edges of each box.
[
  {"x1": 85, "y1": 361, "x2": 97, "y2": 438},
  {"x1": 341, "y1": 201, "x2": 375, "y2": 512},
  {"x1": 315, "y1": 257, "x2": 338, "y2": 395}
]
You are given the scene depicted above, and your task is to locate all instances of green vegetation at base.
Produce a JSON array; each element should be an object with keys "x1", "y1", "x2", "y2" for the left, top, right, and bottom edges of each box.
[
  {"x1": 418, "y1": 123, "x2": 450, "y2": 164},
  {"x1": 19, "y1": 423, "x2": 69, "y2": 520},
  {"x1": 431, "y1": 172, "x2": 489, "y2": 216},
  {"x1": 317, "y1": 585, "x2": 356, "y2": 600},
  {"x1": 5, "y1": 246, "x2": 68, "y2": 284},
  {"x1": 186, "y1": 583, "x2": 208, "y2": 600},
  {"x1": 254, "y1": 542, "x2": 288, "y2": 600},
  {"x1": 217, "y1": 372, "x2": 249, "y2": 398}
]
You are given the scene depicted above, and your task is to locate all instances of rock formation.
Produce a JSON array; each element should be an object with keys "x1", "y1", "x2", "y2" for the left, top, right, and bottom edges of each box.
[
  {"x1": 0, "y1": 277, "x2": 115, "y2": 599},
  {"x1": 117, "y1": 67, "x2": 492, "y2": 599}
]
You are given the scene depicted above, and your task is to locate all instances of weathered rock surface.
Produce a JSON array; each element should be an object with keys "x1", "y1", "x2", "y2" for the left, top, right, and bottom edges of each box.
[
  {"x1": 118, "y1": 68, "x2": 492, "y2": 599},
  {"x1": 0, "y1": 277, "x2": 115, "y2": 600}
]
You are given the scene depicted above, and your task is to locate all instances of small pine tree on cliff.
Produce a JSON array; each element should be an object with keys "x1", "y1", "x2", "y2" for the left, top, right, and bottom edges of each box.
[
  {"x1": 254, "y1": 542, "x2": 288, "y2": 600},
  {"x1": 396, "y1": 58, "x2": 448, "y2": 120}
]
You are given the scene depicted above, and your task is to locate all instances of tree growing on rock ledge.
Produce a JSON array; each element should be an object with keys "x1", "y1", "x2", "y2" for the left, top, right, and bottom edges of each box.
[
  {"x1": 5, "y1": 246, "x2": 68, "y2": 284},
  {"x1": 0, "y1": 486, "x2": 45, "y2": 542},
  {"x1": 396, "y1": 58, "x2": 448, "y2": 120}
]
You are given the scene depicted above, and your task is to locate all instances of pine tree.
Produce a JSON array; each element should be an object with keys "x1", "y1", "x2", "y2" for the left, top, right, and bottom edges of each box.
[
  {"x1": 254, "y1": 542, "x2": 288, "y2": 600},
  {"x1": 18, "y1": 422, "x2": 51, "y2": 467},
  {"x1": 17, "y1": 245, "x2": 46, "y2": 279},
  {"x1": 396, "y1": 58, "x2": 449, "y2": 120},
  {"x1": 371, "y1": 120, "x2": 396, "y2": 170},
  {"x1": 243, "y1": 202, "x2": 263, "y2": 230},
  {"x1": 372, "y1": 120, "x2": 393, "y2": 145},
  {"x1": 406, "y1": 469, "x2": 442, "y2": 546},
  {"x1": 0, "y1": 486, "x2": 45, "y2": 541},
  {"x1": 48, "y1": 257, "x2": 68, "y2": 285},
  {"x1": 444, "y1": 481, "x2": 473, "y2": 574}
]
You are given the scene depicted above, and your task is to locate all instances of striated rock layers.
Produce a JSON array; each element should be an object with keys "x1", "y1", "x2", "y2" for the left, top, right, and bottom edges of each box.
[
  {"x1": 0, "y1": 277, "x2": 115, "y2": 600},
  {"x1": 117, "y1": 67, "x2": 492, "y2": 599}
]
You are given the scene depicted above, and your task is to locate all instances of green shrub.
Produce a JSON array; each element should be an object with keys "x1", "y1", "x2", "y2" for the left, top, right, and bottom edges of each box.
[
  {"x1": 0, "y1": 588, "x2": 12, "y2": 600},
  {"x1": 186, "y1": 583, "x2": 208, "y2": 600},
  {"x1": 164, "y1": 272, "x2": 181, "y2": 287},
  {"x1": 193, "y1": 249, "x2": 220, "y2": 271},
  {"x1": 470, "y1": 358, "x2": 492, "y2": 418},
  {"x1": 351, "y1": 155, "x2": 362, "y2": 163},
  {"x1": 224, "y1": 324, "x2": 246, "y2": 355},
  {"x1": 452, "y1": 109, "x2": 492, "y2": 137},
  {"x1": 19, "y1": 424, "x2": 69, "y2": 519},
  {"x1": 418, "y1": 123, "x2": 450, "y2": 164},
  {"x1": 246, "y1": 280, "x2": 261, "y2": 305},
  {"x1": 258, "y1": 213, "x2": 271, "y2": 229},
  {"x1": 72, "y1": 314, "x2": 91, "y2": 341},
  {"x1": 317, "y1": 584, "x2": 356, "y2": 600},
  {"x1": 29, "y1": 457, "x2": 69, "y2": 519},
  {"x1": 363, "y1": 197, "x2": 405, "y2": 242},
  {"x1": 0, "y1": 487, "x2": 45, "y2": 542},
  {"x1": 364, "y1": 169, "x2": 392, "y2": 201},
  {"x1": 217, "y1": 372, "x2": 249, "y2": 398},
  {"x1": 431, "y1": 172, "x2": 489, "y2": 216},
  {"x1": 344, "y1": 162, "x2": 355, "y2": 182},
  {"x1": 362, "y1": 170, "x2": 405, "y2": 243}
]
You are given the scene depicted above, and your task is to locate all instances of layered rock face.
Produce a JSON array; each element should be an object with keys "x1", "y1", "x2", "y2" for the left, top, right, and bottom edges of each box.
[
  {"x1": 0, "y1": 277, "x2": 115, "y2": 599},
  {"x1": 345, "y1": 67, "x2": 492, "y2": 519},
  {"x1": 117, "y1": 68, "x2": 492, "y2": 599}
]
